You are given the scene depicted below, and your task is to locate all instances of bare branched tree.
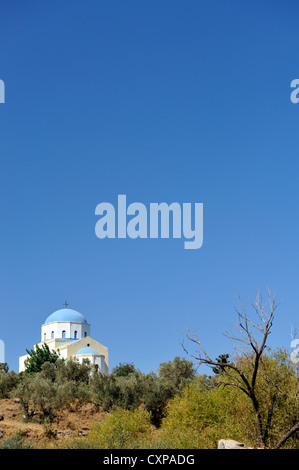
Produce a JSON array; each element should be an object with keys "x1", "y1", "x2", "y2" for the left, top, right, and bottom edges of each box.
[{"x1": 183, "y1": 289, "x2": 299, "y2": 449}]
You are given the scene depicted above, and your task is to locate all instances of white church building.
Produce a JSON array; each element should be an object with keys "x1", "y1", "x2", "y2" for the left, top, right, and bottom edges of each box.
[{"x1": 19, "y1": 305, "x2": 108, "y2": 373}]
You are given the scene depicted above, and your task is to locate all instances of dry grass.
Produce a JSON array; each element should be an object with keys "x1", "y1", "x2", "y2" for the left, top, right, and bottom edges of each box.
[{"x1": 0, "y1": 398, "x2": 106, "y2": 447}]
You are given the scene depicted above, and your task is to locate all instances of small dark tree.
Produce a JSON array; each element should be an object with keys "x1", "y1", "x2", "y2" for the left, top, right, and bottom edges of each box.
[
  {"x1": 212, "y1": 354, "x2": 230, "y2": 375},
  {"x1": 90, "y1": 373, "x2": 121, "y2": 411},
  {"x1": 24, "y1": 344, "x2": 60, "y2": 374},
  {"x1": 158, "y1": 356, "x2": 196, "y2": 392},
  {"x1": 143, "y1": 373, "x2": 174, "y2": 427},
  {"x1": 0, "y1": 363, "x2": 9, "y2": 374},
  {"x1": 111, "y1": 362, "x2": 137, "y2": 377},
  {"x1": 55, "y1": 357, "x2": 93, "y2": 385},
  {"x1": 0, "y1": 368, "x2": 18, "y2": 398}
]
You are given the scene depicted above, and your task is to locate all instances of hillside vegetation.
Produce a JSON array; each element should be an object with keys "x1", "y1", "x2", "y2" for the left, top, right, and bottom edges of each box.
[
  {"x1": 0, "y1": 291, "x2": 298, "y2": 449},
  {"x1": 0, "y1": 348, "x2": 297, "y2": 449}
]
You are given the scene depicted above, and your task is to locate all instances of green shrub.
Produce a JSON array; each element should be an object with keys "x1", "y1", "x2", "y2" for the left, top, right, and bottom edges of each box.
[
  {"x1": 0, "y1": 370, "x2": 19, "y2": 398},
  {"x1": 153, "y1": 355, "x2": 299, "y2": 450},
  {"x1": 90, "y1": 358, "x2": 197, "y2": 427},
  {"x1": 55, "y1": 358, "x2": 93, "y2": 385},
  {"x1": 88, "y1": 408, "x2": 154, "y2": 449},
  {"x1": 24, "y1": 344, "x2": 60, "y2": 374},
  {"x1": 14, "y1": 374, "x2": 60, "y2": 423},
  {"x1": 0, "y1": 431, "x2": 32, "y2": 449},
  {"x1": 14, "y1": 372, "x2": 89, "y2": 423},
  {"x1": 154, "y1": 377, "x2": 248, "y2": 449},
  {"x1": 111, "y1": 362, "x2": 137, "y2": 377},
  {"x1": 158, "y1": 356, "x2": 196, "y2": 391}
]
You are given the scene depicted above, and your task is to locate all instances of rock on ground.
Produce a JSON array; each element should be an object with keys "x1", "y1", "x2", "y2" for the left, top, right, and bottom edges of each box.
[{"x1": 218, "y1": 439, "x2": 252, "y2": 449}]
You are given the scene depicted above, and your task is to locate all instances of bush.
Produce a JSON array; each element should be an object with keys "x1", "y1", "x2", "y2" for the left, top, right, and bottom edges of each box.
[
  {"x1": 152, "y1": 351, "x2": 299, "y2": 449},
  {"x1": 88, "y1": 408, "x2": 154, "y2": 449},
  {"x1": 90, "y1": 358, "x2": 197, "y2": 427},
  {"x1": 90, "y1": 373, "x2": 120, "y2": 411},
  {"x1": 0, "y1": 431, "x2": 32, "y2": 449},
  {"x1": 154, "y1": 377, "x2": 248, "y2": 449},
  {"x1": 55, "y1": 358, "x2": 93, "y2": 385},
  {"x1": 142, "y1": 373, "x2": 174, "y2": 427},
  {"x1": 24, "y1": 344, "x2": 60, "y2": 373},
  {"x1": 14, "y1": 374, "x2": 60, "y2": 423},
  {"x1": 90, "y1": 370, "x2": 147, "y2": 412},
  {"x1": 158, "y1": 356, "x2": 196, "y2": 392},
  {"x1": 111, "y1": 362, "x2": 137, "y2": 377},
  {"x1": 0, "y1": 370, "x2": 19, "y2": 398},
  {"x1": 14, "y1": 373, "x2": 84, "y2": 423}
]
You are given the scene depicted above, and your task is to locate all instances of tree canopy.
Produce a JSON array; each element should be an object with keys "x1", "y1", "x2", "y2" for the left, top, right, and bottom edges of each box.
[{"x1": 24, "y1": 344, "x2": 60, "y2": 374}]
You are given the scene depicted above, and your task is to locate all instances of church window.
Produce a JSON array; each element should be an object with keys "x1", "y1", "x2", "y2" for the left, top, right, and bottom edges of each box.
[
  {"x1": 51, "y1": 331, "x2": 54, "y2": 339},
  {"x1": 84, "y1": 331, "x2": 87, "y2": 337},
  {"x1": 62, "y1": 330, "x2": 66, "y2": 339},
  {"x1": 44, "y1": 333, "x2": 46, "y2": 341},
  {"x1": 74, "y1": 331, "x2": 78, "y2": 339}
]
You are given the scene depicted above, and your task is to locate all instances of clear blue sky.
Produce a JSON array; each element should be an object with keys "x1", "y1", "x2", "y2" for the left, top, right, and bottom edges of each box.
[{"x1": 0, "y1": 1, "x2": 298, "y2": 373}]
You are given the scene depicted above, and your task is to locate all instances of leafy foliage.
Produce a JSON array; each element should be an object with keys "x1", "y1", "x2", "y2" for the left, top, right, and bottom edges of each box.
[
  {"x1": 158, "y1": 356, "x2": 196, "y2": 390},
  {"x1": 1, "y1": 340, "x2": 297, "y2": 449},
  {"x1": 88, "y1": 408, "x2": 154, "y2": 449},
  {"x1": 0, "y1": 431, "x2": 32, "y2": 449},
  {"x1": 90, "y1": 357, "x2": 196, "y2": 426},
  {"x1": 14, "y1": 358, "x2": 93, "y2": 422},
  {"x1": 212, "y1": 354, "x2": 230, "y2": 375},
  {"x1": 153, "y1": 349, "x2": 299, "y2": 449},
  {"x1": 0, "y1": 363, "x2": 9, "y2": 374},
  {"x1": 0, "y1": 368, "x2": 19, "y2": 398},
  {"x1": 24, "y1": 344, "x2": 60, "y2": 374},
  {"x1": 111, "y1": 362, "x2": 137, "y2": 377}
]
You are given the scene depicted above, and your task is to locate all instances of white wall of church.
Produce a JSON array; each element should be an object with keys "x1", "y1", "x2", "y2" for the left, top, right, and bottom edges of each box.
[
  {"x1": 76, "y1": 354, "x2": 105, "y2": 373},
  {"x1": 57, "y1": 348, "x2": 68, "y2": 360},
  {"x1": 41, "y1": 321, "x2": 90, "y2": 342},
  {"x1": 19, "y1": 354, "x2": 29, "y2": 373}
]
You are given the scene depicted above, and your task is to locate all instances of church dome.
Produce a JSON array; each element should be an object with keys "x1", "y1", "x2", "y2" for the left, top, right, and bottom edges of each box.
[
  {"x1": 76, "y1": 347, "x2": 100, "y2": 356},
  {"x1": 44, "y1": 308, "x2": 88, "y2": 324}
]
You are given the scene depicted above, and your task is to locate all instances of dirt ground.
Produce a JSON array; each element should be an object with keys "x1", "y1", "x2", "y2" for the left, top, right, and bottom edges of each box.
[{"x1": 0, "y1": 398, "x2": 106, "y2": 446}]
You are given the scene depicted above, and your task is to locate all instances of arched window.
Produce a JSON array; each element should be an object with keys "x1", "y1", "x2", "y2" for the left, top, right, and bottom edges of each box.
[
  {"x1": 74, "y1": 331, "x2": 77, "y2": 339},
  {"x1": 84, "y1": 331, "x2": 87, "y2": 337},
  {"x1": 51, "y1": 331, "x2": 54, "y2": 339},
  {"x1": 62, "y1": 330, "x2": 66, "y2": 339},
  {"x1": 44, "y1": 333, "x2": 46, "y2": 341}
]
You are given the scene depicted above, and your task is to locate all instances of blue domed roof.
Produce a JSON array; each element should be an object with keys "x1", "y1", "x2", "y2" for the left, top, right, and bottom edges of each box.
[
  {"x1": 44, "y1": 308, "x2": 88, "y2": 324},
  {"x1": 76, "y1": 347, "x2": 100, "y2": 356}
]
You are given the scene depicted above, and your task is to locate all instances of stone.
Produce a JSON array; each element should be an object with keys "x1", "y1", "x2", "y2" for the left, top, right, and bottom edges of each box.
[{"x1": 218, "y1": 439, "x2": 251, "y2": 449}]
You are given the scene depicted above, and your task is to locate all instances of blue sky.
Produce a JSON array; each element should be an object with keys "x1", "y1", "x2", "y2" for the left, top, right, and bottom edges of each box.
[{"x1": 0, "y1": 1, "x2": 298, "y2": 373}]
